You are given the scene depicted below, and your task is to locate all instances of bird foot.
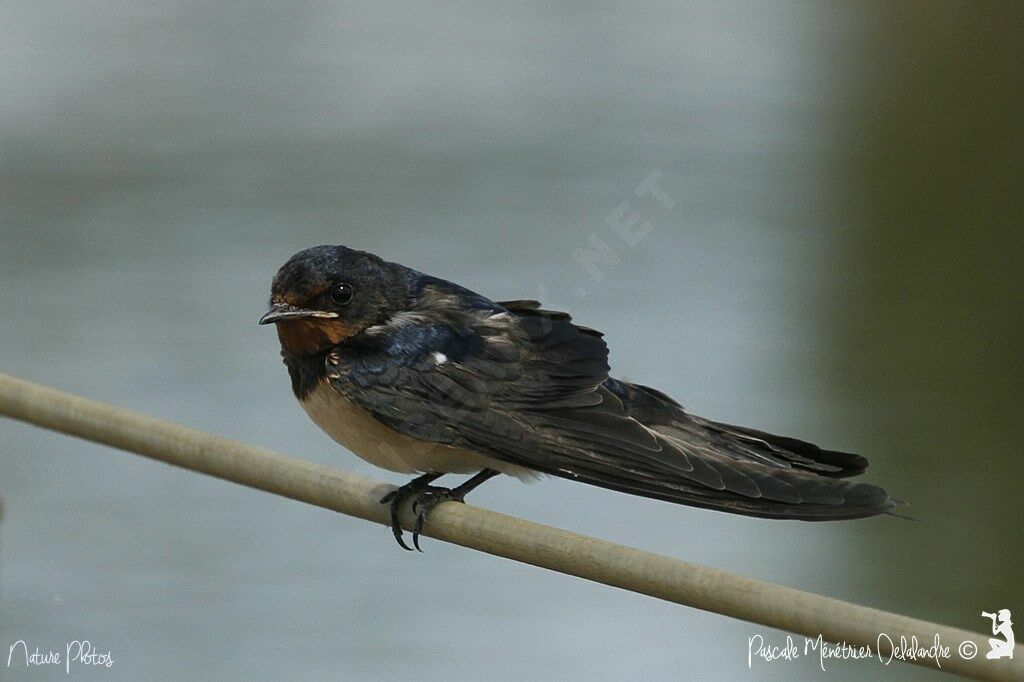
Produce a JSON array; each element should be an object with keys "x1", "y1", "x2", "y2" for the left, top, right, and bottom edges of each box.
[
  {"x1": 410, "y1": 487, "x2": 464, "y2": 551},
  {"x1": 379, "y1": 469, "x2": 498, "y2": 552},
  {"x1": 378, "y1": 474, "x2": 451, "y2": 551}
]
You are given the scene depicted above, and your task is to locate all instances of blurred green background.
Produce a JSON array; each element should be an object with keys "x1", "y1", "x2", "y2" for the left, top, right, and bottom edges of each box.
[{"x1": 1, "y1": 2, "x2": 1020, "y2": 680}]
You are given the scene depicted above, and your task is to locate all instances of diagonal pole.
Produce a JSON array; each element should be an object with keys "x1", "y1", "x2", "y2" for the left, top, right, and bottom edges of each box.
[{"x1": 0, "y1": 373, "x2": 1019, "y2": 680}]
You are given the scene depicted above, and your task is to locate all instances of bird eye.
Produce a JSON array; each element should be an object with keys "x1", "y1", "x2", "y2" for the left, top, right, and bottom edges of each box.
[{"x1": 330, "y1": 282, "x2": 354, "y2": 306}]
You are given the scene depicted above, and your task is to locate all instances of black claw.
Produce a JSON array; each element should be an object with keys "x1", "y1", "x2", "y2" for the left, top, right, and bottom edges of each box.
[
  {"x1": 379, "y1": 489, "x2": 414, "y2": 550},
  {"x1": 392, "y1": 505, "x2": 414, "y2": 551},
  {"x1": 379, "y1": 470, "x2": 499, "y2": 551},
  {"x1": 378, "y1": 473, "x2": 442, "y2": 550},
  {"x1": 411, "y1": 488, "x2": 462, "y2": 551}
]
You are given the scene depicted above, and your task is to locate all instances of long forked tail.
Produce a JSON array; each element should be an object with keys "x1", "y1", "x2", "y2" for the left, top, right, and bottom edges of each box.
[{"x1": 592, "y1": 378, "x2": 898, "y2": 521}]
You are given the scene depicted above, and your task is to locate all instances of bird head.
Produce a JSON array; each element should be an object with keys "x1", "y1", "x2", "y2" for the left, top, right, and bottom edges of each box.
[{"x1": 260, "y1": 245, "x2": 409, "y2": 356}]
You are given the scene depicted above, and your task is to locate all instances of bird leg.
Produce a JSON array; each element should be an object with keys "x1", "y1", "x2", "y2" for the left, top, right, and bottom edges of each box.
[
  {"x1": 379, "y1": 472, "x2": 443, "y2": 551},
  {"x1": 410, "y1": 469, "x2": 501, "y2": 551}
]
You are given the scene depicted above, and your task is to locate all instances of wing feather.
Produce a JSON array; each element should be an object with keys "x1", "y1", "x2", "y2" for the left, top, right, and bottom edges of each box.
[{"x1": 327, "y1": 300, "x2": 893, "y2": 520}]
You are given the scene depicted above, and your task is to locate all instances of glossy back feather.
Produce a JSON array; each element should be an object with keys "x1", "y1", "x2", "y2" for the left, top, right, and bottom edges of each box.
[{"x1": 324, "y1": 290, "x2": 894, "y2": 521}]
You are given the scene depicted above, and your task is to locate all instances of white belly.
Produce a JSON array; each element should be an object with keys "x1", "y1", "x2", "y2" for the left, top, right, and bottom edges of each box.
[{"x1": 300, "y1": 380, "x2": 537, "y2": 480}]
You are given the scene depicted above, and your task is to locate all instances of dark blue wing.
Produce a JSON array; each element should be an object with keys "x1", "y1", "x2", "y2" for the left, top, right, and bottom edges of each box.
[{"x1": 326, "y1": 300, "x2": 893, "y2": 520}]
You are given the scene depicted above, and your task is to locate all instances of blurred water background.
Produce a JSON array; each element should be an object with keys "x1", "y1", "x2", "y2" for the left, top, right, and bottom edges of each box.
[{"x1": 1, "y1": 2, "x2": 1021, "y2": 680}]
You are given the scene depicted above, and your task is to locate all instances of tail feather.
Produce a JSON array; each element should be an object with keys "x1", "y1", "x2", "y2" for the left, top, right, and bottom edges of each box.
[{"x1": 591, "y1": 378, "x2": 898, "y2": 520}]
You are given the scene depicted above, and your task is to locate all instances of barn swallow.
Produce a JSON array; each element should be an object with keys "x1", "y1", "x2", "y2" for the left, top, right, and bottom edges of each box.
[{"x1": 260, "y1": 245, "x2": 895, "y2": 550}]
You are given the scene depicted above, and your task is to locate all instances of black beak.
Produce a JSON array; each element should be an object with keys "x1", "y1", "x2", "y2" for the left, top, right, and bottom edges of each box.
[{"x1": 258, "y1": 303, "x2": 340, "y2": 325}]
